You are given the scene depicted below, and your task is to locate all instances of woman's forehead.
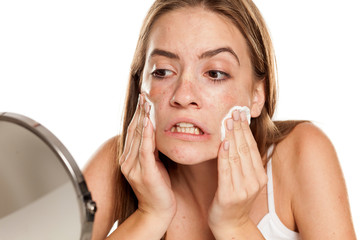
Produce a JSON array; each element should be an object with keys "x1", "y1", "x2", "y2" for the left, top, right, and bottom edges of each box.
[{"x1": 146, "y1": 7, "x2": 250, "y2": 61}]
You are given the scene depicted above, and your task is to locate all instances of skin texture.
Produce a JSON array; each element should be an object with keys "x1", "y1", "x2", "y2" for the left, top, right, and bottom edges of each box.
[{"x1": 83, "y1": 7, "x2": 356, "y2": 240}]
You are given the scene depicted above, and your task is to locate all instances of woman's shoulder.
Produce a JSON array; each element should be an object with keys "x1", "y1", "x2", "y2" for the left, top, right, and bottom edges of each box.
[
  {"x1": 272, "y1": 121, "x2": 341, "y2": 206},
  {"x1": 84, "y1": 135, "x2": 119, "y2": 167},
  {"x1": 273, "y1": 122, "x2": 354, "y2": 237},
  {"x1": 94, "y1": 135, "x2": 120, "y2": 158},
  {"x1": 274, "y1": 121, "x2": 340, "y2": 184},
  {"x1": 275, "y1": 121, "x2": 337, "y2": 169}
]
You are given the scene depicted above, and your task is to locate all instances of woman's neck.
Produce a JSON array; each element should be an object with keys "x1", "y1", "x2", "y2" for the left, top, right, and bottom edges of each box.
[{"x1": 169, "y1": 159, "x2": 218, "y2": 216}]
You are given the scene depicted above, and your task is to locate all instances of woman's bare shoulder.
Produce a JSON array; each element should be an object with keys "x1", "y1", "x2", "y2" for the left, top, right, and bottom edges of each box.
[
  {"x1": 83, "y1": 136, "x2": 121, "y2": 240},
  {"x1": 275, "y1": 122, "x2": 356, "y2": 238},
  {"x1": 84, "y1": 135, "x2": 119, "y2": 166},
  {"x1": 275, "y1": 122, "x2": 336, "y2": 166},
  {"x1": 83, "y1": 136, "x2": 119, "y2": 186},
  {"x1": 276, "y1": 122, "x2": 340, "y2": 188}
]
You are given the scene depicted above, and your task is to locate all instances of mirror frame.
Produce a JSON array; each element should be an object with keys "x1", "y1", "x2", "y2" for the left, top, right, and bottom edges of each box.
[{"x1": 0, "y1": 112, "x2": 96, "y2": 240}]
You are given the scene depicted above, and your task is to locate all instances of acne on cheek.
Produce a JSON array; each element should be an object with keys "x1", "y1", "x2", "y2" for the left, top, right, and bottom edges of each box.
[
  {"x1": 146, "y1": 87, "x2": 167, "y2": 102},
  {"x1": 213, "y1": 94, "x2": 236, "y2": 114},
  {"x1": 221, "y1": 95, "x2": 236, "y2": 105},
  {"x1": 149, "y1": 87, "x2": 164, "y2": 96},
  {"x1": 148, "y1": 89, "x2": 167, "y2": 111},
  {"x1": 220, "y1": 91, "x2": 251, "y2": 107}
]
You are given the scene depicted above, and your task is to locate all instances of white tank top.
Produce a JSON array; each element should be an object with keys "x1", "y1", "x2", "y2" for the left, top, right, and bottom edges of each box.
[{"x1": 257, "y1": 145, "x2": 301, "y2": 239}]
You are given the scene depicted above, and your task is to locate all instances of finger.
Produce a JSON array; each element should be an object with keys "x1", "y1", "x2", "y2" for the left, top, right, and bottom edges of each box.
[
  {"x1": 226, "y1": 117, "x2": 242, "y2": 190},
  {"x1": 217, "y1": 139, "x2": 231, "y2": 195},
  {"x1": 121, "y1": 94, "x2": 143, "y2": 163},
  {"x1": 232, "y1": 110, "x2": 256, "y2": 178},
  {"x1": 139, "y1": 115, "x2": 156, "y2": 173},
  {"x1": 239, "y1": 111, "x2": 266, "y2": 180},
  {"x1": 123, "y1": 95, "x2": 147, "y2": 167},
  {"x1": 149, "y1": 104, "x2": 156, "y2": 153}
]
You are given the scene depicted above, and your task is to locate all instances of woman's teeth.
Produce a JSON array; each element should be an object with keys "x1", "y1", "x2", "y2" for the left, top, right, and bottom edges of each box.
[{"x1": 170, "y1": 122, "x2": 204, "y2": 135}]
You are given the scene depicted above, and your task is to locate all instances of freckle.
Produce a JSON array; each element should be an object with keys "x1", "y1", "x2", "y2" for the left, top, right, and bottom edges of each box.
[
  {"x1": 224, "y1": 95, "x2": 235, "y2": 103},
  {"x1": 182, "y1": 216, "x2": 186, "y2": 219}
]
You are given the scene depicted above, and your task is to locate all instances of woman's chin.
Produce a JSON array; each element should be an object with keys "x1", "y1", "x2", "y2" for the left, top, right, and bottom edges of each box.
[{"x1": 158, "y1": 144, "x2": 219, "y2": 165}]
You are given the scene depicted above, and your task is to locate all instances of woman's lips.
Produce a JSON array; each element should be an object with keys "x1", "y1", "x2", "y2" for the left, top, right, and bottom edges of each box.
[
  {"x1": 165, "y1": 117, "x2": 210, "y2": 134},
  {"x1": 164, "y1": 117, "x2": 211, "y2": 141},
  {"x1": 170, "y1": 122, "x2": 204, "y2": 135},
  {"x1": 164, "y1": 130, "x2": 211, "y2": 141}
]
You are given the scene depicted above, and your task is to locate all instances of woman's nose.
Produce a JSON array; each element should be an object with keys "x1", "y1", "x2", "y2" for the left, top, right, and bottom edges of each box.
[{"x1": 170, "y1": 78, "x2": 201, "y2": 109}]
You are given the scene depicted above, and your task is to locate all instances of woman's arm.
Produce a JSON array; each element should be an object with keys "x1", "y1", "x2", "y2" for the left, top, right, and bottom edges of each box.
[
  {"x1": 83, "y1": 136, "x2": 119, "y2": 240},
  {"x1": 84, "y1": 94, "x2": 176, "y2": 240},
  {"x1": 290, "y1": 123, "x2": 356, "y2": 239},
  {"x1": 83, "y1": 136, "x2": 174, "y2": 240}
]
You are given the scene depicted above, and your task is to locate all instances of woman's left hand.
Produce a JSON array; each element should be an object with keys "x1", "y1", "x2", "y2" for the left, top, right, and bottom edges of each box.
[{"x1": 208, "y1": 110, "x2": 268, "y2": 238}]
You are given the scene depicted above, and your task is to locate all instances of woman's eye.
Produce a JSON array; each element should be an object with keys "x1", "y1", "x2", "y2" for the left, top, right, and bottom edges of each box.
[
  {"x1": 206, "y1": 70, "x2": 230, "y2": 82},
  {"x1": 151, "y1": 69, "x2": 173, "y2": 79}
]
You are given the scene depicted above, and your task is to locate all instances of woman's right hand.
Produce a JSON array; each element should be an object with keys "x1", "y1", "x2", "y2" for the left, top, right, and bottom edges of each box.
[{"x1": 120, "y1": 93, "x2": 176, "y2": 224}]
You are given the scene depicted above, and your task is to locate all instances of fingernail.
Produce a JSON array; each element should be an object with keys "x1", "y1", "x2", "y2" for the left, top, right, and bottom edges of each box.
[
  {"x1": 143, "y1": 116, "x2": 148, "y2": 127},
  {"x1": 226, "y1": 118, "x2": 233, "y2": 131},
  {"x1": 233, "y1": 110, "x2": 240, "y2": 121},
  {"x1": 223, "y1": 140, "x2": 229, "y2": 151},
  {"x1": 240, "y1": 111, "x2": 246, "y2": 122}
]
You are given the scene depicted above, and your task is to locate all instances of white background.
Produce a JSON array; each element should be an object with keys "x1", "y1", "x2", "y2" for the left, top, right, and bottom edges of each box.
[{"x1": 0, "y1": 0, "x2": 359, "y2": 235}]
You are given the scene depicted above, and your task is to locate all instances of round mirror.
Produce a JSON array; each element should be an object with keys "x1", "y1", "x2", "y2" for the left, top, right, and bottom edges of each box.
[{"x1": 0, "y1": 112, "x2": 96, "y2": 240}]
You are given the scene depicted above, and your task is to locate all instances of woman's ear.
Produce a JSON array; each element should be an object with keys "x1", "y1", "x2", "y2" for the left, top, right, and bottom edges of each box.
[{"x1": 250, "y1": 79, "x2": 266, "y2": 118}]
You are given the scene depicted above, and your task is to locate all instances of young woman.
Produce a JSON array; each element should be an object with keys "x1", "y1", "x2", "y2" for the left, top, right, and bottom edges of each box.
[{"x1": 83, "y1": 0, "x2": 356, "y2": 239}]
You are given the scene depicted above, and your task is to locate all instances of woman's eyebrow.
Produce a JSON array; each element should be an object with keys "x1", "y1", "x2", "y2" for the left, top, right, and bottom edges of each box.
[
  {"x1": 149, "y1": 47, "x2": 240, "y2": 65},
  {"x1": 200, "y1": 47, "x2": 240, "y2": 65},
  {"x1": 150, "y1": 48, "x2": 180, "y2": 59}
]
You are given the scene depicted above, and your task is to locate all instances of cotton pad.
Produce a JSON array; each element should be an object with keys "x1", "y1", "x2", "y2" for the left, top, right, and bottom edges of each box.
[
  {"x1": 221, "y1": 106, "x2": 251, "y2": 141},
  {"x1": 144, "y1": 94, "x2": 156, "y2": 130}
]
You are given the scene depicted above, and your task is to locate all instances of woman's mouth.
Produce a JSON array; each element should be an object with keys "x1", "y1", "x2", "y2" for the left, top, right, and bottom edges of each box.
[
  {"x1": 170, "y1": 122, "x2": 205, "y2": 135},
  {"x1": 164, "y1": 118, "x2": 210, "y2": 141}
]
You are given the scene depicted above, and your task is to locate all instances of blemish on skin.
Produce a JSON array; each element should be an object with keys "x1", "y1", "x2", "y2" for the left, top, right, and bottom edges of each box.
[
  {"x1": 173, "y1": 148, "x2": 180, "y2": 155},
  {"x1": 170, "y1": 147, "x2": 187, "y2": 162},
  {"x1": 182, "y1": 216, "x2": 186, "y2": 219}
]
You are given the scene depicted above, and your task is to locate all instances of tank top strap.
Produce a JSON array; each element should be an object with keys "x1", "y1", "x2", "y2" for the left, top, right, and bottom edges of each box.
[{"x1": 266, "y1": 144, "x2": 276, "y2": 214}]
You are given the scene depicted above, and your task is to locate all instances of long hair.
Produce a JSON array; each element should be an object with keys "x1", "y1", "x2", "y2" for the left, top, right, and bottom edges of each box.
[{"x1": 115, "y1": 0, "x2": 306, "y2": 229}]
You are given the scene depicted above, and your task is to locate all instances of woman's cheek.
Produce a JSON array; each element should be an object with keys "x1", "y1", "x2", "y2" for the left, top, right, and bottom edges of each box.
[
  {"x1": 213, "y1": 93, "x2": 236, "y2": 116},
  {"x1": 152, "y1": 91, "x2": 168, "y2": 135}
]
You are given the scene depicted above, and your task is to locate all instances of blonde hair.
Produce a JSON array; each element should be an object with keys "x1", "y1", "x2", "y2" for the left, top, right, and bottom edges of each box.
[{"x1": 115, "y1": 0, "x2": 306, "y2": 229}]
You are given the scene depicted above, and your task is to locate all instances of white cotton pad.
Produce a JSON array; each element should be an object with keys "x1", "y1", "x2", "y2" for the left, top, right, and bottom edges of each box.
[
  {"x1": 144, "y1": 94, "x2": 156, "y2": 130},
  {"x1": 221, "y1": 106, "x2": 251, "y2": 141}
]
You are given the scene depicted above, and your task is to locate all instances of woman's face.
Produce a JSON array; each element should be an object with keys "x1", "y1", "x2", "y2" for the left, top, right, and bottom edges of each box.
[{"x1": 141, "y1": 7, "x2": 264, "y2": 165}]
